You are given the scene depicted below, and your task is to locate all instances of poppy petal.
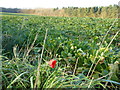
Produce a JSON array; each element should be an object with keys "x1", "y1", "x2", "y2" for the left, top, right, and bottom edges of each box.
[{"x1": 48, "y1": 59, "x2": 56, "y2": 68}]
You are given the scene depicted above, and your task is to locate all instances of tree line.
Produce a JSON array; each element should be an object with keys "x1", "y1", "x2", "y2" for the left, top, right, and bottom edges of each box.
[
  {"x1": 1, "y1": 7, "x2": 21, "y2": 13},
  {"x1": 1, "y1": 4, "x2": 119, "y2": 18}
]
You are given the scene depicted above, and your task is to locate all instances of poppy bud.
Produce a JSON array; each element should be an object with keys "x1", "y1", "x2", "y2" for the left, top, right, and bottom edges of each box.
[{"x1": 48, "y1": 59, "x2": 57, "y2": 68}]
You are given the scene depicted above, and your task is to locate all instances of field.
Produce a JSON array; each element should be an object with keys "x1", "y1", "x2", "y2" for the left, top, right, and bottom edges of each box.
[
  {"x1": 0, "y1": 12, "x2": 36, "y2": 16},
  {"x1": 1, "y1": 13, "x2": 120, "y2": 88}
]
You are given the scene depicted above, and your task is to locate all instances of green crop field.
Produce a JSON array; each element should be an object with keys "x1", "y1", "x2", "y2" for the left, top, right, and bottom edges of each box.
[
  {"x1": 0, "y1": 12, "x2": 36, "y2": 16},
  {"x1": 1, "y1": 13, "x2": 120, "y2": 89}
]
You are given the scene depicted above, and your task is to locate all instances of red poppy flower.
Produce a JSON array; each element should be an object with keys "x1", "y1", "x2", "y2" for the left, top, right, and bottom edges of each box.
[{"x1": 48, "y1": 59, "x2": 57, "y2": 68}]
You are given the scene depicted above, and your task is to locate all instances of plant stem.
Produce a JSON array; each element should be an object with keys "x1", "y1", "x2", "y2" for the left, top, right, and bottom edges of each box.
[
  {"x1": 34, "y1": 29, "x2": 48, "y2": 88},
  {"x1": 90, "y1": 29, "x2": 120, "y2": 78},
  {"x1": 73, "y1": 57, "x2": 79, "y2": 75},
  {"x1": 87, "y1": 18, "x2": 118, "y2": 77}
]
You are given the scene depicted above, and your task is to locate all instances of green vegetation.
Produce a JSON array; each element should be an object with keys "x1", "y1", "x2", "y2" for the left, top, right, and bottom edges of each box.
[
  {"x1": 1, "y1": 13, "x2": 120, "y2": 89},
  {"x1": 0, "y1": 12, "x2": 36, "y2": 16}
]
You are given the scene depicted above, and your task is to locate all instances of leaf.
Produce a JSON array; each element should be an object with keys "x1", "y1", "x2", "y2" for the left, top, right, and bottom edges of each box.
[
  {"x1": 101, "y1": 79, "x2": 120, "y2": 85},
  {"x1": 30, "y1": 76, "x2": 34, "y2": 88},
  {"x1": 7, "y1": 72, "x2": 28, "y2": 88}
]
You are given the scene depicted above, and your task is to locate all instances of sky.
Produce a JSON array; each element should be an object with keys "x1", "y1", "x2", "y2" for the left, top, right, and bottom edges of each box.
[{"x1": 0, "y1": 0, "x2": 119, "y2": 9}]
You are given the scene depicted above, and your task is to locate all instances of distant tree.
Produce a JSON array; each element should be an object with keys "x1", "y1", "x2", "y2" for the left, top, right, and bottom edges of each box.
[
  {"x1": 93, "y1": 7, "x2": 98, "y2": 13},
  {"x1": 53, "y1": 7, "x2": 59, "y2": 11}
]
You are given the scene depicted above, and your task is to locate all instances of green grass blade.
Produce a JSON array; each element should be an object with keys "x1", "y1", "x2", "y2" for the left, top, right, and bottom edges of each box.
[{"x1": 7, "y1": 72, "x2": 28, "y2": 88}]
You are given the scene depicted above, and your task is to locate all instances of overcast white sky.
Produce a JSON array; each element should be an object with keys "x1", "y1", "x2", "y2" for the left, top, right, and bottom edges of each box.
[{"x1": 0, "y1": 0, "x2": 119, "y2": 9}]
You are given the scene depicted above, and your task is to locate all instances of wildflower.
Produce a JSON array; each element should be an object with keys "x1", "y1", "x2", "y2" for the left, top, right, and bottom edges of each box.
[
  {"x1": 71, "y1": 46, "x2": 74, "y2": 49},
  {"x1": 48, "y1": 59, "x2": 57, "y2": 68}
]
